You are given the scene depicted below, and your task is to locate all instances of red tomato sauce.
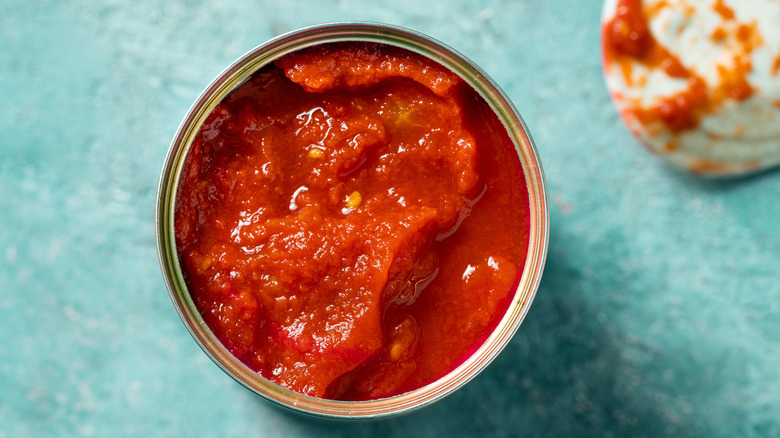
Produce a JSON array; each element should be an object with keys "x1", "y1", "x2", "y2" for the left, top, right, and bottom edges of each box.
[{"x1": 175, "y1": 42, "x2": 530, "y2": 400}]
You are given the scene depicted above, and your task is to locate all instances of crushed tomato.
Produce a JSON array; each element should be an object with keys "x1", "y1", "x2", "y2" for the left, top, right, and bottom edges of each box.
[{"x1": 175, "y1": 42, "x2": 530, "y2": 400}]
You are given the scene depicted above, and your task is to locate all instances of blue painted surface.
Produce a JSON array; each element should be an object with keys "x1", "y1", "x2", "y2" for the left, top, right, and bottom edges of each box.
[{"x1": 2, "y1": 1, "x2": 779, "y2": 436}]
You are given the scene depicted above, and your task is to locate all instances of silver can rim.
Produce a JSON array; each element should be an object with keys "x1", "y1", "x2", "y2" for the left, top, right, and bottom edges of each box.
[{"x1": 156, "y1": 21, "x2": 549, "y2": 419}]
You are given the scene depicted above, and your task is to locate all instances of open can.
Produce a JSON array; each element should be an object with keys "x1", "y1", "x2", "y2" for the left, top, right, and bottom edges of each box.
[{"x1": 156, "y1": 22, "x2": 548, "y2": 418}]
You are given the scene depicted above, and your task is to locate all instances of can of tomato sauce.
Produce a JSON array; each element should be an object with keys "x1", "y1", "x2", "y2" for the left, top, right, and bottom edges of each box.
[{"x1": 157, "y1": 22, "x2": 548, "y2": 418}]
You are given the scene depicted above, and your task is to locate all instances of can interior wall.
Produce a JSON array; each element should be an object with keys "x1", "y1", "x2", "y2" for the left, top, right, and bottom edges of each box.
[{"x1": 156, "y1": 22, "x2": 548, "y2": 419}]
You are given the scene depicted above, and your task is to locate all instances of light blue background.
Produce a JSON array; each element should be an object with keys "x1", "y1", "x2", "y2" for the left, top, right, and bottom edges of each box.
[{"x1": 2, "y1": 1, "x2": 778, "y2": 436}]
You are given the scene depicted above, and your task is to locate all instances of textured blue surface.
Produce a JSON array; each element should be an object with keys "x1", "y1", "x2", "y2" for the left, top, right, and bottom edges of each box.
[{"x1": 2, "y1": 1, "x2": 779, "y2": 436}]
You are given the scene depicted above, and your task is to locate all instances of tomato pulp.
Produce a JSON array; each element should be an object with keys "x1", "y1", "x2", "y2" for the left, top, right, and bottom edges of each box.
[{"x1": 175, "y1": 42, "x2": 530, "y2": 400}]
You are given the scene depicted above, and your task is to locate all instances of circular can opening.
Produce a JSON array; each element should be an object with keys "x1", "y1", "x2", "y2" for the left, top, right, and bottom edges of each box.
[{"x1": 156, "y1": 22, "x2": 548, "y2": 419}]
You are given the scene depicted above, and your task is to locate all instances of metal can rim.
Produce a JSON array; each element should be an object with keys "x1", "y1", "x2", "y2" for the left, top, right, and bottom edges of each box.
[{"x1": 156, "y1": 21, "x2": 549, "y2": 419}]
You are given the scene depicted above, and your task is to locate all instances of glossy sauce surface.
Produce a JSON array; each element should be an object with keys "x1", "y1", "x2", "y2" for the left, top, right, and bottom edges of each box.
[{"x1": 175, "y1": 43, "x2": 529, "y2": 400}]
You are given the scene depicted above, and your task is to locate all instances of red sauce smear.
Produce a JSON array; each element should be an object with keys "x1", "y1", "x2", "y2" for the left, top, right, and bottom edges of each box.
[
  {"x1": 688, "y1": 158, "x2": 761, "y2": 173},
  {"x1": 719, "y1": 23, "x2": 760, "y2": 101},
  {"x1": 604, "y1": 0, "x2": 652, "y2": 58},
  {"x1": 713, "y1": 0, "x2": 735, "y2": 20},
  {"x1": 175, "y1": 42, "x2": 530, "y2": 400},
  {"x1": 603, "y1": 0, "x2": 704, "y2": 132},
  {"x1": 772, "y1": 54, "x2": 780, "y2": 76},
  {"x1": 602, "y1": 0, "x2": 759, "y2": 134}
]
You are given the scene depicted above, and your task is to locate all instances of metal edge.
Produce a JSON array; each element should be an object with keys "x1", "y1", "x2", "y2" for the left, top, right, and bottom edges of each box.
[{"x1": 155, "y1": 21, "x2": 549, "y2": 419}]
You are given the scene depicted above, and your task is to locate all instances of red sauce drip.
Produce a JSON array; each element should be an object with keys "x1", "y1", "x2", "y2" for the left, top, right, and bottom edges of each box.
[
  {"x1": 722, "y1": 72, "x2": 753, "y2": 101},
  {"x1": 688, "y1": 159, "x2": 729, "y2": 173},
  {"x1": 713, "y1": 0, "x2": 735, "y2": 20},
  {"x1": 604, "y1": 0, "x2": 652, "y2": 58},
  {"x1": 655, "y1": 77, "x2": 708, "y2": 131},
  {"x1": 716, "y1": 22, "x2": 760, "y2": 102},
  {"x1": 645, "y1": 45, "x2": 688, "y2": 79},
  {"x1": 772, "y1": 54, "x2": 780, "y2": 76},
  {"x1": 711, "y1": 27, "x2": 728, "y2": 42},
  {"x1": 688, "y1": 158, "x2": 761, "y2": 174},
  {"x1": 736, "y1": 23, "x2": 753, "y2": 42},
  {"x1": 175, "y1": 42, "x2": 530, "y2": 400}
]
